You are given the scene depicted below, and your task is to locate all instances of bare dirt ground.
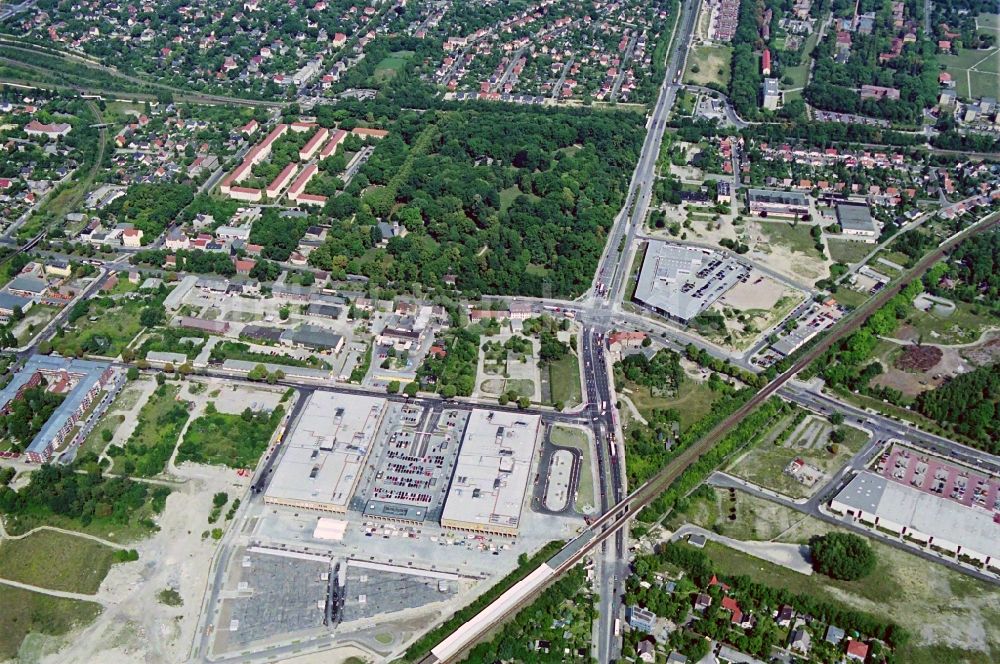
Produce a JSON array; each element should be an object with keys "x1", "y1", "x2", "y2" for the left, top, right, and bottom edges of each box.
[
  {"x1": 748, "y1": 221, "x2": 833, "y2": 285},
  {"x1": 34, "y1": 466, "x2": 252, "y2": 664},
  {"x1": 30, "y1": 379, "x2": 289, "y2": 664},
  {"x1": 871, "y1": 339, "x2": 977, "y2": 398},
  {"x1": 709, "y1": 276, "x2": 804, "y2": 351},
  {"x1": 717, "y1": 276, "x2": 789, "y2": 311}
]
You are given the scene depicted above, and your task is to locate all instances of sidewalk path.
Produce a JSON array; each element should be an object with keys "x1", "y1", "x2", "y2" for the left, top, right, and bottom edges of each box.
[{"x1": 670, "y1": 524, "x2": 814, "y2": 575}]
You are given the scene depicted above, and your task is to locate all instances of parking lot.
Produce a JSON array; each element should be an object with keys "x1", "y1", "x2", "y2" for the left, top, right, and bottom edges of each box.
[
  {"x1": 216, "y1": 549, "x2": 333, "y2": 650},
  {"x1": 353, "y1": 404, "x2": 469, "y2": 523},
  {"x1": 341, "y1": 562, "x2": 458, "y2": 623}
]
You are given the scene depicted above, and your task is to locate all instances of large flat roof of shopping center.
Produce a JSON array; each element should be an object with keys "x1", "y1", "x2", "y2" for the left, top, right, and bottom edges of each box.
[
  {"x1": 634, "y1": 241, "x2": 748, "y2": 323},
  {"x1": 834, "y1": 471, "x2": 1000, "y2": 561},
  {"x1": 440, "y1": 409, "x2": 540, "y2": 533},
  {"x1": 265, "y1": 391, "x2": 387, "y2": 512}
]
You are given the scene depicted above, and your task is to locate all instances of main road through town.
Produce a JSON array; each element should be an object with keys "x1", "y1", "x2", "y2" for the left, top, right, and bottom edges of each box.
[{"x1": 433, "y1": 195, "x2": 1000, "y2": 663}]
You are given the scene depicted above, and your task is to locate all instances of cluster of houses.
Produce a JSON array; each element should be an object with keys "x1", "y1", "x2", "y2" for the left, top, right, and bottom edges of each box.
[
  {"x1": 627, "y1": 575, "x2": 876, "y2": 663},
  {"x1": 16, "y1": 0, "x2": 387, "y2": 98},
  {"x1": 432, "y1": 0, "x2": 665, "y2": 103},
  {"x1": 0, "y1": 99, "x2": 82, "y2": 233},
  {"x1": 109, "y1": 105, "x2": 241, "y2": 185},
  {"x1": 707, "y1": 0, "x2": 740, "y2": 42}
]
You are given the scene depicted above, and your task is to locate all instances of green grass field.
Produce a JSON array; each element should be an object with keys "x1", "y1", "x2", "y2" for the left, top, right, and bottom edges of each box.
[
  {"x1": 371, "y1": 51, "x2": 414, "y2": 83},
  {"x1": 940, "y1": 45, "x2": 1000, "y2": 99},
  {"x1": 0, "y1": 586, "x2": 102, "y2": 660},
  {"x1": 781, "y1": 27, "x2": 821, "y2": 92},
  {"x1": 826, "y1": 238, "x2": 873, "y2": 264},
  {"x1": 831, "y1": 286, "x2": 870, "y2": 310},
  {"x1": 977, "y1": 12, "x2": 1000, "y2": 30},
  {"x1": 0, "y1": 530, "x2": 119, "y2": 594},
  {"x1": 547, "y1": 353, "x2": 582, "y2": 407},
  {"x1": 683, "y1": 44, "x2": 731, "y2": 87},
  {"x1": 624, "y1": 378, "x2": 721, "y2": 432},
  {"x1": 176, "y1": 404, "x2": 282, "y2": 468},
  {"x1": 758, "y1": 221, "x2": 824, "y2": 258},
  {"x1": 549, "y1": 425, "x2": 595, "y2": 512}
]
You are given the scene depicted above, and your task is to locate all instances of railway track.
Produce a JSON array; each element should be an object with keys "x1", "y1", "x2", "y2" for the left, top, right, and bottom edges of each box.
[{"x1": 425, "y1": 209, "x2": 1000, "y2": 663}]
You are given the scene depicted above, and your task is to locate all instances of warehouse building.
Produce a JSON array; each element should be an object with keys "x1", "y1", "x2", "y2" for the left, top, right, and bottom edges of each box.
[
  {"x1": 747, "y1": 188, "x2": 810, "y2": 219},
  {"x1": 280, "y1": 325, "x2": 344, "y2": 353},
  {"x1": 835, "y1": 203, "x2": 878, "y2": 242},
  {"x1": 830, "y1": 471, "x2": 1000, "y2": 570},
  {"x1": 439, "y1": 409, "x2": 541, "y2": 537},
  {"x1": 633, "y1": 241, "x2": 749, "y2": 324},
  {"x1": 264, "y1": 392, "x2": 387, "y2": 513}
]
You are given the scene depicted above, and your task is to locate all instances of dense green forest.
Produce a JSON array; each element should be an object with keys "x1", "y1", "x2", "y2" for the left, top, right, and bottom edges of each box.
[
  {"x1": 308, "y1": 106, "x2": 644, "y2": 297},
  {"x1": 106, "y1": 183, "x2": 194, "y2": 241},
  {"x1": 0, "y1": 463, "x2": 169, "y2": 531},
  {"x1": 616, "y1": 349, "x2": 684, "y2": 392},
  {"x1": 729, "y1": 0, "x2": 764, "y2": 118},
  {"x1": 249, "y1": 209, "x2": 310, "y2": 262},
  {"x1": 916, "y1": 364, "x2": 999, "y2": 449}
]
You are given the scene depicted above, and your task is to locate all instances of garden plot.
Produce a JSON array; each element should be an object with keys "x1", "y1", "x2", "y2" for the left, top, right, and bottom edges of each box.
[
  {"x1": 476, "y1": 333, "x2": 541, "y2": 402},
  {"x1": 727, "y1": 411, "x2": 869, "y2": 499}
]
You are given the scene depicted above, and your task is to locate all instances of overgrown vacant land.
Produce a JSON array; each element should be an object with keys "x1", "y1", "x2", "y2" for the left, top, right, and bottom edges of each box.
[
  {"x1": 177, "y1": 403, "x2": 284, "y2": 468},
  {"x1": 0, "y1": 586, "x2": 102, "y2": 661},
  {"x1": 728, "y1": 410, "x2": 869, "y2": 498},
  {"x1": 684, "y1": 495, "x2": 1000, "y2": 664},
  {"x1": 107, "y1": 383, "x2": 189, "y2": 477},
  {"x1": 0, "y1": 530, "x2": 121, "y2": 594}
]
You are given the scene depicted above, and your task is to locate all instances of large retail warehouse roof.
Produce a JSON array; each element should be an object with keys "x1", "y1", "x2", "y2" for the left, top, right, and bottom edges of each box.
[
  {"x1": 440, "y1": 409, "x2": 540, "y2": 535},
  {"x1": 264, "y1": 391, "x2": 387, "y2": 513}
]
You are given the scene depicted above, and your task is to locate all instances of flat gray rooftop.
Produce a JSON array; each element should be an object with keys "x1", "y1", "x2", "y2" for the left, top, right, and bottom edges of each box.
[
  {"x1": 835, "y1": 471, "x2": 1000, "y2": 561},
  {"x1": 836, "y1": 203, "x2": 877, "y2": 233},
  {"x1": 265, "y1": 391, "x2": 387, "y2": 512},
  {"x1": 341, "y1": 563, "x2": 457, "y2": 622},
  {"x1": 634, "y1": 241, "x2": 749, "y2": 323},
  {"x1": 440, "y1": 409, "x2": 541, "y2": 533}
]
